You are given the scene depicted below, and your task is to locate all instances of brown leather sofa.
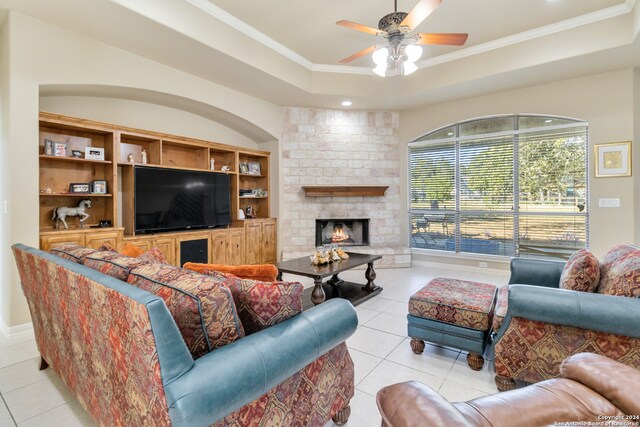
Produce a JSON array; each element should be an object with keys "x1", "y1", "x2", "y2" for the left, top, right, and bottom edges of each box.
[{"x1": 377, "y1": 353, "x2": 640, "y2": 427}]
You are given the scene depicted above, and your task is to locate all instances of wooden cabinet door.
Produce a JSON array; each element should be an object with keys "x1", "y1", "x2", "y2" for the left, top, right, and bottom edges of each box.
[
  {"x1": 40, "y1": 234, "x2": 85, "y2": 251},
  {"x1": 210, "y1": 232, "x2": 227, "y2": 264},
  {"x1": 85, "y1": 231, "x2": 121, "y2": 250},
  {"x1": 153, "y1": 237, "x2": 176, "y2": 266},
  {"x1": 261, "y1": 220, "x2": 277, "y2": 264},
  {"x1": 245, "y1": 221, "x2": 262, "y2": 265},
  {"x1": 227, "y1": 230, "x2": 245, "y2": 265}
]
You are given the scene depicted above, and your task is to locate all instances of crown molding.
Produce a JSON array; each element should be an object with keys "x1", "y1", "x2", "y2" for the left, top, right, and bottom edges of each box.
[
  {"x1": 184, "y1": 0, "x2": 314, "y2": 69},
  {"x1": 184, "y1": 1, "x2": 634, "y2": 75},
  {"x1": 418, "y1": 3, "x2": 633, "y2": 69}
]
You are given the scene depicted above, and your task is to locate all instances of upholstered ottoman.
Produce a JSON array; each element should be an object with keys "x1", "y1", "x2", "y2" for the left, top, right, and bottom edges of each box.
[{"x1": 408, "y1": 278, "x2": 497, "y2": 370}]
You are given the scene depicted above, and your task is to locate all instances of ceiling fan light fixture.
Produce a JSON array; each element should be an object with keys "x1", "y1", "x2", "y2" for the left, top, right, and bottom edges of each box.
[
  {"x1": 402, "y1": 60, "x2": 418, "y2": 75},
  {"x1": 373, "y1": 63, "x2": 388, "y2": 77},
  {"x1": 372, "y1": 47, "x2": 389, "y2": 65},
  {"x1": 405, "y1": 44, "x2": 423, "y2": 62}
]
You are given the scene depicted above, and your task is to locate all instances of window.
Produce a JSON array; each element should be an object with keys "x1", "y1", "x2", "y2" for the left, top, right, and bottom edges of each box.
[{"x1": 409, "y1": 115, "x2": 588, "y2": 260}]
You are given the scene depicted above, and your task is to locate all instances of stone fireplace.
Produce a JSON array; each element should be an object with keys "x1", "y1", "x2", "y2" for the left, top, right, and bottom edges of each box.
[
  {"x1": 279, "y1": 108, "x2": 411, "y2": 268},
  {"x1": 316, "y1": 219, "x2": 370, "y2": 247}
]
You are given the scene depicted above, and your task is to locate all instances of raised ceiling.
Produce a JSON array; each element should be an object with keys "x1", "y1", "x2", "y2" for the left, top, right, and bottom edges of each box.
[
  {"x1": 208, "y1": 0, "x2": 625, "y2": 66},
  {"x1": 1, "y1": 0, "x2": 639, "y2": 111}
]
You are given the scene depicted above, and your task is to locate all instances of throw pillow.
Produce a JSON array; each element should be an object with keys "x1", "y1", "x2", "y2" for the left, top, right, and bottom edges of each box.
[
  {"x1": 120, "y1": 242, "x2": 145, "y2": 258},
  {"x1": 49, "y1": 244, "x2": 101, "y2": 264},
  {"x1": 137, "y1": 247, "x2": 168, "y2": 264},
  {"x1": 596, "y1": 244, "x2": 640, "y2": 297},
  {"x1": 183, "y1": 262, "x2": 278, "y2": 282},
  {"x1": 97, "y1": 243, "x2": 117, "y2": 252},
  {"x1": 207, "y1": 271, "x2": 303, "y2": 335},
  {"x1": 128, "y1": 264, "x2": 245, "y2": 358},
  {"x1": 559, "y1": 249, "x2": 600, "y2": 292},
  {"x1": 84, "y1": 252, "x2": 148, "y2": 281}
]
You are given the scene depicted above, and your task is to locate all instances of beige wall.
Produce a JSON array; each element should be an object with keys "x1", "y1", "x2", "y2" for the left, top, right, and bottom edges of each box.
[
  {"x1": 0, "y1": 15, "x2": 11, "y2": 331},
  {"x1": 400, "y1": 68, "x2": 637, "y2": 259},
  {"x1": 0, "y1": 11, "x2": 282, "y2": 329},
  {"x1": 39, "y1": 97, "x2": 262, "y2": 150}
]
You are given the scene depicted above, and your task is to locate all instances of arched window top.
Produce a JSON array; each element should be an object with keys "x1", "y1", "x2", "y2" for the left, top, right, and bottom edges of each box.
[
  {"x1": 409, "y1": 114, "x2": 589, "y2": 260},
  {"x1": 413, "y1": 114, "x2": 586, "y2": 143}
]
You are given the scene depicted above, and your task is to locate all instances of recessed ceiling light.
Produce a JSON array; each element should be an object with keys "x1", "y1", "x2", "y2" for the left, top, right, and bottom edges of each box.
[
  {"x1": 447, "y1": 132, "x2": 454, "y2": 136},
  {"x1": 341, "y1": 100, "x2": 352, "y2": 107},
  {"x1": 545, "y1": 119, "x2": 553, "y2": 123}
]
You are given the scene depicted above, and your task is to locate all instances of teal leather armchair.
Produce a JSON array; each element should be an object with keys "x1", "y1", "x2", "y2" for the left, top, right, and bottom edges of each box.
[{"x1": 493, "y1": 257, "x2": 640, "y2": 391}]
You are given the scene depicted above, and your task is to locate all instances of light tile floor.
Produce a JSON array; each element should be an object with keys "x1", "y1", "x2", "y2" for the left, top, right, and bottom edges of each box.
[{"x1": 0, "y1": 264, "x2": 509, "y2": 426}]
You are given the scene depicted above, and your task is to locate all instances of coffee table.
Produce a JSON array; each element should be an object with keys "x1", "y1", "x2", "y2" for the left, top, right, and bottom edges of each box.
[{"x1": 276, "y1": 252, "x2": 383, "y2": 308}]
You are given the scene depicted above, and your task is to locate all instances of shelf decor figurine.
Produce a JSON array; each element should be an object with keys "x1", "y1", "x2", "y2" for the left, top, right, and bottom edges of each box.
[
  {"x1": 52, "y1": 198, "x2": 91, "y2": 229},
  {"x1": 221, "y1": 165, "x2": 231, "y2": 172},
  {"x1": 141, "y1": 150, "x2": 148, "y2": 164},
  {"x1": 210, "y1": 157, "x2": 215, "y2": 170},
  {"x1": 128, "y1": 153, "x2": 134, "y2": 163}
]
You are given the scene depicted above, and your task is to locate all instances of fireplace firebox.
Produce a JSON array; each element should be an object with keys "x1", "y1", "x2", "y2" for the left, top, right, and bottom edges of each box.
[{"x1": 315, "y1": 219, "x2": 370, "y2": 247}]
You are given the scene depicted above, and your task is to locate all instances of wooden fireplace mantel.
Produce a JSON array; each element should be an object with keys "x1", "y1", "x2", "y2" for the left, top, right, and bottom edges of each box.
[{"x1": 302, "y1": 186, "x2": 389, "y2": 197}]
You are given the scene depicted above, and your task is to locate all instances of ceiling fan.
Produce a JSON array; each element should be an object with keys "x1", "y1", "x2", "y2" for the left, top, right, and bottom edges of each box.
[{"x1": 337, "y1": 0, "x2": 468, "y2": 76}]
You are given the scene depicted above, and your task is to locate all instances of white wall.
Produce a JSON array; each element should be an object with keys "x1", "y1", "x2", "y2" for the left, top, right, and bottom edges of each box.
[
  {"x1": 400, "y1": 69, "x2": 637, "y2": 259},
  {"x1": 0, "y1": 11, "x2": 282, "y2": 329}
]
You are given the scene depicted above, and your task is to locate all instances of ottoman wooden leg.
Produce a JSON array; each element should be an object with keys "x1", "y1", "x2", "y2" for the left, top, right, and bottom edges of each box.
[
  {"x1": 332, "y1": 403, "x2": 351, "y2": 425},
  {"x1": 467, "y1": 352, "x2": 484, "y2": 371},
  {"x1": 495, "y1": 375, "x2": 517, "y2": 392},
  {"x1": 410, "y1": 338, "x2": 425, "y2": 354}
]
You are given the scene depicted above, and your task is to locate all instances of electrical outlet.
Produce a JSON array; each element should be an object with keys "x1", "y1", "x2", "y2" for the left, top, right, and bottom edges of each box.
[{"x1": 479, "y1": 262, "x2": 488, "y2": 268}]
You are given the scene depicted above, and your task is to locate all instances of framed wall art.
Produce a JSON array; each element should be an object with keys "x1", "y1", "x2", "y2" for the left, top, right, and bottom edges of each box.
[{"x1": 595, "y1": 141, "x2": 631, "y2": 177}]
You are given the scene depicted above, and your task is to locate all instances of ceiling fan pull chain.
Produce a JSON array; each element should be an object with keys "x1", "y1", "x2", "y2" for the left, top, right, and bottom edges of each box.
[{"x1": 394, "y1": 0, "x2": 398, "y2": 12}]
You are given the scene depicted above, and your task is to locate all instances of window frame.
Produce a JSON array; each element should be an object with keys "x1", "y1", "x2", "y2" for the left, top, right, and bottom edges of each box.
[{"x1": 408, "y1": 114, "x2": 589, "y2": 260}]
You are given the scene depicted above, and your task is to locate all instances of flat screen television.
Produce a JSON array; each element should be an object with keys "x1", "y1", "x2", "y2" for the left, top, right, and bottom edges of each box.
[{"x1": 134, "y1": 166, "x2": 231, "y2": 233}]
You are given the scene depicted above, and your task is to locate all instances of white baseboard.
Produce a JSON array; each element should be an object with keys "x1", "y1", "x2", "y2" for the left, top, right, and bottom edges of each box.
[{"x1": 0, "y1": 318, "x2": 34, "y2": 339}]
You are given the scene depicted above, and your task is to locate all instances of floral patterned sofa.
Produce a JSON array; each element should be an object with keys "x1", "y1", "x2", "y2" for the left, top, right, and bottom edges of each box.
[
  {"x1": 493, "y1": 244, "x2": 640, "y2": 391},
  {"x1": 12, "y1": 243, "x2": 357, "y2": 426}
]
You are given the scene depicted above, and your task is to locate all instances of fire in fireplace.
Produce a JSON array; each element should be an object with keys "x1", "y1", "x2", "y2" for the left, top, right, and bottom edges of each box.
[{"x1": 316, "y1": 219, "x2": 370, "y2": 247}]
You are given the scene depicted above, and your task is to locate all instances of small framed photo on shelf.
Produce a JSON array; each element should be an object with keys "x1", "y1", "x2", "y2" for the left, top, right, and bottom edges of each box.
[
  {"x1": 69, "y1": 183, "x2": 91, "y2": 193},
  {"x1": 85, "y1": 147, "x2": 105, "y2": 161},
  {"x1": 595, "y1": 141, "x2": 631, "y2": 177},
  {"x1": 248, "y1": 161, "x2": 261, "y2": 175},
  {"x1": 92, "y1": 180, "x2": 107, "y2": 194},
  {"x1": 54, "y1": 142, "x2": 67, "y2": 157},
  {"x1": 71, "y1": 150, "x2": 83, "y2": 158},
  {"x1": 239, "y1": 161, "x2": 250, "y2": 174},
  {"x1": 43, "y1": 139, "x2": 54, "y2": 156}
]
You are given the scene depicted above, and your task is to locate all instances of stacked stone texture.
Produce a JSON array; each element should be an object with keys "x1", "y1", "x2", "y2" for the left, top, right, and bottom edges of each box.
[{"x1": 280, "y1": 108, "x2": 410, "y2": 268}]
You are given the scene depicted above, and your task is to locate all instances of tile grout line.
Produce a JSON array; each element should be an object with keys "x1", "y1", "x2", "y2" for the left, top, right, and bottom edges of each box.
[
  {"x1": 0, "y1": 392, "x2": 18, "y2": 427},
  {"x1": 13, "y1": 400, "x2": 72, "y2": 425}
]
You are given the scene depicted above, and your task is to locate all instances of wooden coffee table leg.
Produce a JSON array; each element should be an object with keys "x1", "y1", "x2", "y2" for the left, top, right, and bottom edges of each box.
[
  {"x1": 363, "y1": 262, "x2": 377, "y2": 292},
  {"x1": 311, "y1": 278, "x2": 326, "y2": 305}
]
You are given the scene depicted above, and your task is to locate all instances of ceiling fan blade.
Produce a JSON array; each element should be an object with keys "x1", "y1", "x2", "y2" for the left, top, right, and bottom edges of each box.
[
  {"x1": 336, "y1": 20, "x2": 382, "y2": 36},
  {"x1": 401, "y1": 0, "x2": 442, "y2": 30},
  {"x1": 417, "y1": 33, "x2": 468, "y2": 46},
  {"x1": 339, "y1": 45, "x2": 377, "y2": 64}
]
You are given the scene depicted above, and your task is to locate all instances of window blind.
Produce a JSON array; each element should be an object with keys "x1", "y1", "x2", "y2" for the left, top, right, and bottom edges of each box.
[{"x1": 409, "y1": 115, "x2": 588, "y2": 260}]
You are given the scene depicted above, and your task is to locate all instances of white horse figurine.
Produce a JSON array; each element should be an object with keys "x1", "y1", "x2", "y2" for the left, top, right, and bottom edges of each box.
[{"x1": 52, "y1": 199, "x2": 91, "y2": 229}]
